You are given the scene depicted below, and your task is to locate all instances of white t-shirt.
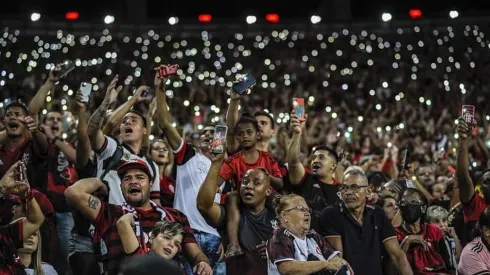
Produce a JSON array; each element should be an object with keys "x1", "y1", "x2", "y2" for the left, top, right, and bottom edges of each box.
[
  {"x1": 95, "y1": 136, "x2": 160, "y2": 205},
  {"x1": 173, "y1": 140, "x2": 220, "y2": 237},
  {"x1": 25, "y1": 263, "x2": 58, "y2": 275}
]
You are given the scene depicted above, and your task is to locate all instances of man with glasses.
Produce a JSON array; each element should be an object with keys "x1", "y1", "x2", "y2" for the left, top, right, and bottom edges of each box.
[{"x1": 318, "y1": 169, "x2": 413, "y2": 275}]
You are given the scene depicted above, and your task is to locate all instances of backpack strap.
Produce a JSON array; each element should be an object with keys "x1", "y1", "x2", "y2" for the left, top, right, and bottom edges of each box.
[
  {"x1": 144, "y1": 155, "x2": 158, "y2": 184},
  {"x1": 99, "y1": 144, "x2": 124, "y2": 193}
]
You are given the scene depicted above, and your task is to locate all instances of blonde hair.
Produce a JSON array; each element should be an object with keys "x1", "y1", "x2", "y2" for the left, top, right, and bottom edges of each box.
[
  {"x1": 272, "y1": 194, "x2": 303, "y2": 223},
  {"x1": 11, "y1": 218, "x2": 44, "y2": 275}
]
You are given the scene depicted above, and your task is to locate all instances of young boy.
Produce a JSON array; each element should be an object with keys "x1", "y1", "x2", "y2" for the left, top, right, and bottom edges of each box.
[
  {"x1": 117, "y1": 214, "x2": 185, "y2": 261},
  {"x1": 426, "y1": 205, "x2": 461, "y2": 272},
  {"x1": 217, "y1": 115, "x2": 283, "y2": 257}
]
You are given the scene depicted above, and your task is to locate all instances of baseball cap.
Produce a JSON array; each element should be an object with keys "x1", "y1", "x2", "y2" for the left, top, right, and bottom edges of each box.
[
  {"x1": 117, "y1": 159, "x2": 152, "y2": 180},
  {"x1": 5, "y1": 101, "x2": 28, "y2": 114}
]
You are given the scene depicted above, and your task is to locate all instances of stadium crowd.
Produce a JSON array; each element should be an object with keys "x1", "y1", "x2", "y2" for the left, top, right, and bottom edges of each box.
[{"x1": 0, "y1": 19, "x2": 490, "y2": 275}]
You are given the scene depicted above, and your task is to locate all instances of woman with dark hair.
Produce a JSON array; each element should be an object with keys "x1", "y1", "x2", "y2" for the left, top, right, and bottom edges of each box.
[
  {"x1": 457, "y1": 207, "x2": 490, "y2": 274},
  {"x1": 149, "y1": 138, "x2": 175, "y2": 207},
  {"x1": 377, "y1": 195, "x2": 399, "y2": 222},
  {"x1": 267, "y1": 194, "x2": 352, "y2": 275},
  {"x1": 395, "y1": 188, "x2": 451, "y2": 274}
]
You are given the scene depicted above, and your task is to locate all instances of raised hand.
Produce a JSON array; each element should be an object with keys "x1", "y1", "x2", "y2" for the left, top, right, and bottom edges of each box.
[
  {"x1": 456, "y1": 117, "x2": 471, "y2": 140},
  {"x1": 21, "y1": 116, "x2": 39, "y2": 133},
  {"x1": 40, "y1": 124, "x2": 56, "y2": 140},
  {"x1": 133, "y1": 85, "x2": 151, "y2": 102},
  {"x1": 104, "y1": 75, "x2": 123, "y2": 104},
  {"x1": 48, "y1": 64, "x2": 61, "y2": 83},
  {"x1": 290, "y1": 110, "x2": 307, "y2": 134}
]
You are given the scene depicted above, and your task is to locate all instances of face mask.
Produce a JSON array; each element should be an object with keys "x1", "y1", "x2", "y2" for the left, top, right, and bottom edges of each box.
[{"x1": 400, "y1": 205, "x2": 424, "y2": 223}]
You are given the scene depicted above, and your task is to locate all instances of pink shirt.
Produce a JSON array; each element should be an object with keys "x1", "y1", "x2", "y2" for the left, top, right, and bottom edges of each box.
[{"x1": 458, "y1": 237, "x2": 490, "y2": 275}]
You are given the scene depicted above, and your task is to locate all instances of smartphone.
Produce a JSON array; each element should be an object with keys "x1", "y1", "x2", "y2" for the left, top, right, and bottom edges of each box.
[
  {"x1": 80, "y1": 82, "x2": 93, "y2": 103},
  {"x1": 55, "y1": 60, "x2": 75, "y2": 79},
  {"x1": 210, "y1": 125, "x2": 227, "y2": 154},
  {"x1": 158, "y1": 65, "x2": 179, "y2": 78},
  {"x1": 400, "y1": 149, "x2": 410, "y2": 171},
  {"x1": 462, "y1": 105, "x2": 475, "y2": 125},
  {"x1": 293, "y1": 98, "x2": 306, "y2": 121},
  {"x1": 232, "y1": 73, "x2": 256, "y2": 95}
]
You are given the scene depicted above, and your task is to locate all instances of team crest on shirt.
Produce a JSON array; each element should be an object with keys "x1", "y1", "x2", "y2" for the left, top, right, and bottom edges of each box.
[
  {"x1": 123, "y1": 152, "x2": 131, "y2": 160},
  {"x1": 271, "y1": 219, "x2": 278, "y2": 229},
  {"x1": 196, "y1": 160, "x2": 208, "y2": 174}
]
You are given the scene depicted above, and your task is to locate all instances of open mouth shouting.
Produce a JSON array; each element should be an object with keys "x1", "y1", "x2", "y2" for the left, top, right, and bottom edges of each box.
[
  {"x1": 311, "y1": 163, "x2": 322, "y2": 173},
  {"x1": 123, "y1": 127, "x2": 134, "y2": 135},
  {"x1": 6, "y1": 121, "x2": 21, "y2": 132},
  {"x1": 128, "y1": 185, "x2": 142, "y2": 196},
  {"x1": 51, "y1": 124, "x2": 60, "y2": 135}
]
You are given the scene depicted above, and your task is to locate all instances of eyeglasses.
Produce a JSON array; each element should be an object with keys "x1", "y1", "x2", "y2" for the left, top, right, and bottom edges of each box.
[
  {"x1": 152, "y1": 146, "x2": 169, "y2": 153},
  {"x1": 284, "y1": 206, "x2": 311, "y2": 214},
  {"x1": 339, "y1": 184, "x2": 369, "y2": 193}
]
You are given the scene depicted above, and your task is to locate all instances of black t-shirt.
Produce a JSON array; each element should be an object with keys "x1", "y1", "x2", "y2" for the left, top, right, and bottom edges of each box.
[
  {"x1": 318, "y1": 204, "x2": 396, "y2": 275},
  {"x1": 216, "y1": 204, "x2": 277, "y2": 275},
  {"x1": 290, "y1": 173, "x2": 340, "y2": 231}
]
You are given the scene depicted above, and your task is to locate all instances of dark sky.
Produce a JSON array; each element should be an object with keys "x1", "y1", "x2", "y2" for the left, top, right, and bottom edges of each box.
[{"x1": 0, "y1": 0, "x2": 488, "y2": 22}]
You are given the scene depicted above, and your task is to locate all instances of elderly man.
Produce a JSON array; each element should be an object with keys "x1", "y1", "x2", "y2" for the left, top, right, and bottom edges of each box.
[
  {"x1": 318, "y1": 169, "x2": 413, "y2": 275},
  {"x1": 65, "y1": 159, "x2": 211, "y2": 275}
]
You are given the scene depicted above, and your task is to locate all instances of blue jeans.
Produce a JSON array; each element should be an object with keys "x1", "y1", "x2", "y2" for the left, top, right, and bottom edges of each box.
[
  {"x1": 183, "y1": 231, "x2": 226, "y2": 275},
  {"x1": 56, "y1": 212, "x2": 74, "y2": 275}
]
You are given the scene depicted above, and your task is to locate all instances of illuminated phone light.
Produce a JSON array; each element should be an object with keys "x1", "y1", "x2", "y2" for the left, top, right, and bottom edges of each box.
[
  {"x1": 198, "y1": 14, "x2": 212, "y2": 23},
  {"x1": 246, "y1": 15, "x2": 257, "y2": 24},
  {"x1": 65, "y1": 12, "x2": 79, "y2": 20},
  {"x1": 265, "y1": 13, "x2": 280, "y2": 23}
]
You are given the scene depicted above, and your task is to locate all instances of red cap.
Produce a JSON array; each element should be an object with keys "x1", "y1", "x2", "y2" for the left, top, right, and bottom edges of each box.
[{"x1": 117, "y1": 159, "x2": 152, "y2": 180}]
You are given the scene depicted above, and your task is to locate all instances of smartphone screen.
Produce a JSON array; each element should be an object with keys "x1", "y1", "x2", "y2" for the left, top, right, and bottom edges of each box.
[
  {"x1": 462, "y1": 105, "x2": 475, "y2": 125},
  {"x1": 293, "y1": 98, "x2": 306, "y2": 121},
  {"x1": 158, "y1": 64, "x2": 179, "y2": 78},
  {"x1": 232, "y1": 73, "x2": 256, "y2": 95},
  {"x1": 210, "y1": 125, "x2": 228, "y2": 154},
  {"x1": 80, "y1": 82, "x2": 93, "y2": 103},
  {"x1": 57, "y1": 60, "x2": 75, "y2": 79}
]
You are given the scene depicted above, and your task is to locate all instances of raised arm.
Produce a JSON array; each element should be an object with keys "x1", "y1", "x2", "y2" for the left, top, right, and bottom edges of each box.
[
  {"x1": 155, "y1": 69, "x2": 182, "y2": 150},
  {"x1": 87, "y1": 75, "x2": 122, "y2": 151},
  {"x1": 456, "y1": 118, "x2": 475, "y2": 203},
  {"x1": 75, "y1": 90, "x2": 91, "y2": 168},
  {"x1": 116, "y1": 213, "x2": 140, "y2": 254},
  {"x1": 0, "y1": 162, "x2": 45, "y2": 240},
  {"x1": 286, "y1": 111, "x2": 306, "y2": 185},
  {"x1": 226, "y1": 91, "x2": 241, "y2": 155},
  {"x1": 197, "y1": 153, "x2": 225, "y2": 225},
  {"x1": 141, "y1": 98, "x2": 157, "y2": 156},
  {"x1": 102, "y1": 86, "x2": 148, "y2": 135},
  {"x1": 65, "y1": 177, "x2": 108, "y2": 221},
  {"x1": 24, "y1": 115, "x2": 48, "y2": 156},
  {"x1": 27, "y1": 69, "x2": 59, "y2": 115}
]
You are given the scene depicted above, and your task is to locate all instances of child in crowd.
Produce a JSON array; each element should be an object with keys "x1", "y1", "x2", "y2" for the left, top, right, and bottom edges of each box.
[{"x1": 117, "y1": 214, "x2": 184, "y2": 261}]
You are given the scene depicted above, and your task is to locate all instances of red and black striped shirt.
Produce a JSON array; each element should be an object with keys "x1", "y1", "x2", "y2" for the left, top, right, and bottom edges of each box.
[{"x1": 92, "y1": 202, "x2": 196, "y2": 275}]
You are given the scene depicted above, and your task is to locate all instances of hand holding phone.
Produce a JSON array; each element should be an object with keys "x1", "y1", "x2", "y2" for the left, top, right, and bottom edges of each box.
[
  {"x1": 53, "y1": 60, "x2": 75, "y2": 79},
  {"x1": 156, "y1": 64, "x2": 179, "y2": 78},
  {"x1": 293, "y1": 98, "x2": 306, "y2": 121},
  {"x1": 462, "y1": 105, "x2": 475, "y2": 125},
  {"x1": 79, "y1": 82, "x2": 93, "y2": 103},
  {"x1": 232, "y1": 73, "x2": 256, "y2": 95},
  {"x1": 210, "y1": 125, "x2": 228, "y2": 154}
]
